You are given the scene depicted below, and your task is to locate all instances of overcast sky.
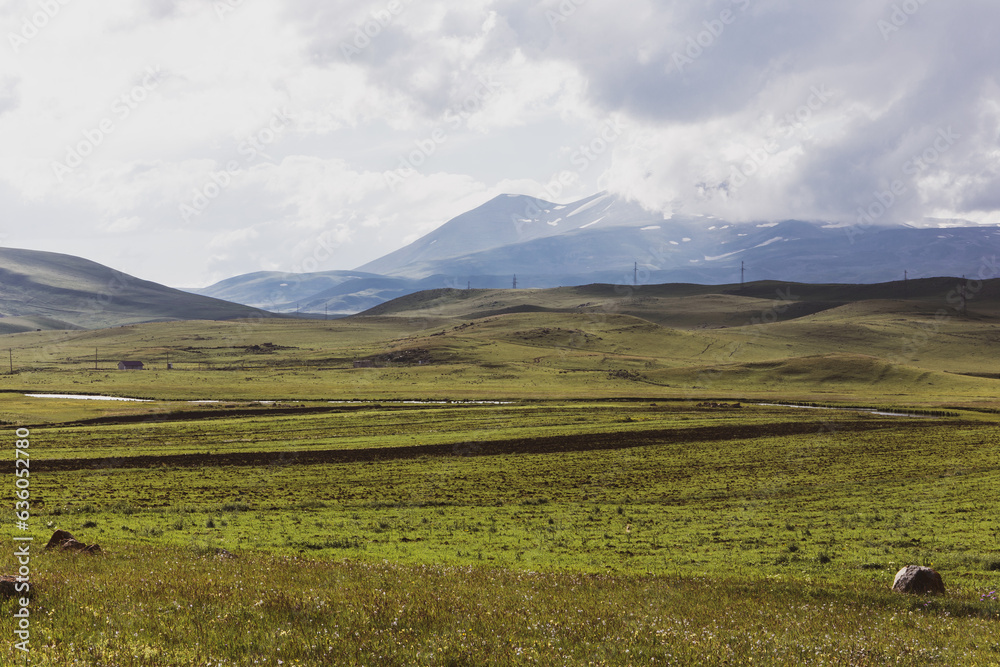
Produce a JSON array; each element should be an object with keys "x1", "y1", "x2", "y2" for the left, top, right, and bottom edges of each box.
[{"x1": 1, "y1": 0, "x2": 998, "y2": 287}]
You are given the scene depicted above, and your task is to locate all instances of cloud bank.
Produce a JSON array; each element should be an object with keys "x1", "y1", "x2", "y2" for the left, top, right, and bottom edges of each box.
[{"x1": 0, "y1": 0, "x2": 997, "y2": 286}]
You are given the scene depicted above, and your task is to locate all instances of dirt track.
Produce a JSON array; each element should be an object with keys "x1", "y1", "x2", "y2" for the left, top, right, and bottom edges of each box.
[{"x1": 32, "y1": 419, "x2": 954, "y2": 472}]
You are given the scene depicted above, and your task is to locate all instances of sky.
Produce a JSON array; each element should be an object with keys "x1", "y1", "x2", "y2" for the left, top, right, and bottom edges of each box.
[{"x1": 1, "y1": 0, "x2": 998, "y2": 288}]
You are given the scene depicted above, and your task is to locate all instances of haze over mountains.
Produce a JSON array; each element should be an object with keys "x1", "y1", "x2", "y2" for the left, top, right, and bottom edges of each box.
[{"x1": 196, "y1": 193, "x2": 1000, "y2": 314}]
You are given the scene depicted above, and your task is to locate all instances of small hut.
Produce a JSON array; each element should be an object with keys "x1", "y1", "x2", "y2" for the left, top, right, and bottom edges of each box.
[{"x1": 117, "y1": 361, "x2": 145, "y2": 371}]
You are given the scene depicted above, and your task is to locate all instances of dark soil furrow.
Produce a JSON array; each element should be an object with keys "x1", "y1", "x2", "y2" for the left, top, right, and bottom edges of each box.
[{"x1": 31, "y1": 419, "x2": 966, "y2": 472}]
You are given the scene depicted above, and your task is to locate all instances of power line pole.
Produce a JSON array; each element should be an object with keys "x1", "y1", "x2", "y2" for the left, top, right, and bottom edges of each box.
[
  {"x1": 740, "y1": 261, "x2": 745, "y2": 291},
  {"x1": 634, "y1": 261, "x2": 637, "y2": 286},
  {"x1": 513, "y1": 274, "x2": 517, "y2": 289},
  {"x1": 904, "y1": 270, "x2": 908, "y2": 298},
  {"x1": 95, "y1": 347, "x2": 98, "y2": 371},
  {"x1": 8, "y1": 349, "x2": 12, "y2": 374},
  {"x1": 961, "y1": 275, "x2": 967, "y2": 315}
]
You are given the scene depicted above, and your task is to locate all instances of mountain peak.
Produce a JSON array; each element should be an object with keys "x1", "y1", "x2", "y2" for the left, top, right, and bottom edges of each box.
[{"x1": 355, "y1": 193, "x2": 654, "y2": 277}]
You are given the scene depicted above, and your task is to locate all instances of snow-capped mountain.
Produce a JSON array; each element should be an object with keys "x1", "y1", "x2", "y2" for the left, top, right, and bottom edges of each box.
[
  {"x1": 195, "y1": 192, "x2": 1000, "y2": 314},
  {"x1": 356, "y1": 193, "x2": 647, "y2": 276},
  {"x1": 355, "y1": 192, "x2": 1000, "y2": 284}
]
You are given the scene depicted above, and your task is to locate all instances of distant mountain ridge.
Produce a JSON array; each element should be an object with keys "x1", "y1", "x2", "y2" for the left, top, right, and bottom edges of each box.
[
  {"x1": 0, "y1": 247, "x2": 269, "y2": 333},
  {"x1": 355, "y1": 193, "x2": 630, "y2": 276},
  {"x1": 195, "y1": 192, "x2": 1000, "y2": 314},
  {"x1": 357, "y1": 192, "x2": 1000, "y2": 282}
]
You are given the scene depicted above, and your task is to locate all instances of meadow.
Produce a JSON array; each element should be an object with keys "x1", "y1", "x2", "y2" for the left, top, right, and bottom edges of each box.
[{"x1": 2, "y1": 280, "x2": 1000, "y2": 664}]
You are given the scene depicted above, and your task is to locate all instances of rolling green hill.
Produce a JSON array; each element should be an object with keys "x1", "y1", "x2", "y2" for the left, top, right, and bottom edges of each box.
[
  {"x1": 0, "y1": 275, "x2": 998, "y2": 413},
  {"x1": 0, "y1": 247, "x2": 273, "y2": 331},
  {"x1": 358, "y1": 277, "x2": 999, "y2": 326}
]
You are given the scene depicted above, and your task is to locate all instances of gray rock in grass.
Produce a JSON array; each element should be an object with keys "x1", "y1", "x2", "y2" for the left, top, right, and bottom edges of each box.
[{"x1": 892, "y1": 565, "x2": 945, "y2": 595}]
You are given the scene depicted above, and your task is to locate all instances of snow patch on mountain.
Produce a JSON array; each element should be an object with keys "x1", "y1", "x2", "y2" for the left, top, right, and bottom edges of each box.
[{"x1": 754, "y1": 237, "x2": 784, "y2": 248}]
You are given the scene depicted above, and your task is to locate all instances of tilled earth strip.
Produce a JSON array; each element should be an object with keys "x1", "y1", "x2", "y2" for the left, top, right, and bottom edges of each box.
[{"x1": 32, "y1": 419, "x2": 960, "y2": 472}]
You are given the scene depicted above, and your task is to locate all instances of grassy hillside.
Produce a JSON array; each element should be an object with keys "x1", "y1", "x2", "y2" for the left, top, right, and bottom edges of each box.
[
  {"x1": 3, "y1": 401, "x2": 998, "y2": 664},
  {"x1": 2, "y1": 279, "x2": 999, "y2": 664},
  {"x1": 359, "y1": 277, "x2": 1000, "y2": 322},
  {"x1": 0, "y1": 275, "x2": 998, "y2": 413},
  {"x1": 0, "y1": 247, "x2": 271, "y2": 330}
]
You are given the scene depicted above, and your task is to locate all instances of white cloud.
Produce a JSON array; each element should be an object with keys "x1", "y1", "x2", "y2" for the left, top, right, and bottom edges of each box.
[{"x1": 0, "y1": 0, "x2": 998, "y2": 288}]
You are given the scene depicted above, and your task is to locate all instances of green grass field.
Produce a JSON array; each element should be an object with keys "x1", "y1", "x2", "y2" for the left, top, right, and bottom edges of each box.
[{"x1": 2, "y1": 281, "x2": 1000, "y2": 664}]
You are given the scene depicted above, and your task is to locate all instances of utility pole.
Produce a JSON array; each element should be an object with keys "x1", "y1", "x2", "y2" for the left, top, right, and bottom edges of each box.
[
  {"x1": 961, "y1": 275, "x2": 967, "y2": 315},
  {"x1": 325, "y1": 305, "x2": 328, "y2": 321},
  {"x1": 513, "y1": 274, "x2": 517, "y2": 289},
  {"x1": 467, "y1": 281, "x2": 471, "y2": 290},
  {"x1": 95, "y1": 347, "x2": 98, "y2": 371},
  {"x1": 904, "y1": 270, "x2": 908, "y2": 298},
  {"x1": 634, "y1": 261, "x2": 637, "y2": 286},
  {"x1": 8, "y1": 349, "x2": 12, "y2": 374},
  {"x1": 740, "y1": 261, "x2": 745, "y2": 291}
]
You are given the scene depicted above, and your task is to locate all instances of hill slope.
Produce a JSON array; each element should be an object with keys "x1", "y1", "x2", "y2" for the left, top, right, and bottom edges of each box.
[
  {"x1": 190, "y1": 270, "x2": 460, "y2": 315},
  {"x1": 0, "y1": 247, "x2": 270, "y2": 332},
  {"x1": 2, "y1": 276, "x2": 999, "y2": 407},
  {"x1": 357, "y1": 277, "x2": 1000, "y2": 323}
]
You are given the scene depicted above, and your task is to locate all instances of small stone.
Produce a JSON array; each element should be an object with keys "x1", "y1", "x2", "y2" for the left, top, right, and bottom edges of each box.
[
  {"x1": 60, "y1": 538, "x2": 87, "y2": 552},
  {"x1": 45, "y1": 530, "x2": 102, "y2": 555},
  {"x1": 892, "y1": 565, "x2": 945, "y2": 595},
  {"x1": 45, "y1": 529, "x2": 76, "y2": 551},
  {"x1": 0, "y1": 575, "x2": 23, "y2": 599}
]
